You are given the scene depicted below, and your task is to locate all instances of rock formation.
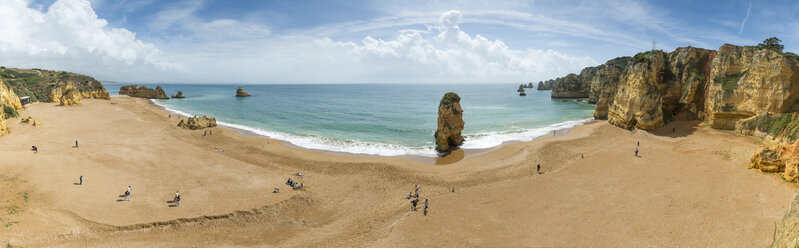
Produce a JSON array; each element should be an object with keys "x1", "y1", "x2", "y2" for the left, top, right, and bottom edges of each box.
[
  {"x1": 434, "y1": 92, "x2": 464, "y2": 154},
  {"x1": 517, "y1": 85, "x2": 525, "y2": 92},
  {"x1": 589, "y1": 57, "x2": 630, "y2": 119},
  {"x1": 527, "y1": 82, "x2": 533, "y2": 88},
  {"x1": 704, "y1": 44, "x2": 799, "y2": 129},
  {"x1": 172, "y1": 91, "x2": 185, "y2": 98},
  {"x1": 21, "y1": 116, "x2": 41, "y2": 127},
  {"x1": 1, "y1": 67, "x2": 109, "y2": 103},
  {"x1": 0, "y1": 78, "x2": 22, "y2": 136},
  {"x1": 551, "y1": 73, "x2": 586, "y2": 98},
  {"x1": 236, "y1": 87, "x2": 251, "y2": 97},
  {"x1": 536, "y1": 80, "x2": 555, "y2": 90},
  {"x1": 774, "y1": 192, "x2": 799, "y2": 247},
  {"x1": 119, "y1": 85, "x2": 169, "y2": 99},
  {"x1": 177, "y1": 115, "x2": 217, "y2": 130},
  {"x1": 606, "y1": 51, "x2": 669, "y2": 130}
]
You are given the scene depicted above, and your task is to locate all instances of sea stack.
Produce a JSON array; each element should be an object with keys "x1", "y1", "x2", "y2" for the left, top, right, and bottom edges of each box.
[
  {"x1": 119, "y1": 85, "x2": 169, "y2": 99},
  {"x1": 236, "y1": 87, "x2": 251, "y2": 97},
  {"x1": 434, "y1": 92, "x2": 465, "y2": 154},
  {"x1": 171, "y1": 91, "x2": 185, "y2": 98}
]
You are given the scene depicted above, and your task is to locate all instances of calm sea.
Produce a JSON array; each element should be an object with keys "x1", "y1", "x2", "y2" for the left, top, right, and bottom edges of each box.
[{"x1": 104, "y1": 84, "x2": 595, "y2": 157}]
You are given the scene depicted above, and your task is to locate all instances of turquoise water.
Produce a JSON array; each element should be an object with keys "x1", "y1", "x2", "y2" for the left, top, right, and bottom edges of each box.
[{"x1": 105, "y1": 84, "x2": 595, "y2": 156}]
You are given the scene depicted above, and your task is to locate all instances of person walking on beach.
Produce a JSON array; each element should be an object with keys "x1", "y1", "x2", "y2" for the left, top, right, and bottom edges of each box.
[
  {"x1": 174, "y1": 190, "x2": 180, "y2": 203},
  {"x1": 75, "y1": 140, "x2": 79, "y2": 148},
  {"x1": 537, "y1": 164, "x2": 541, "y2": 174},
  {"x1": 414, "y1": 185, "x2": 420, "y2": 198},
  {"x1": 411, "y1": 199, "x2": 418, "y2": 211},
  {"x1": 79, "y1": 175, "x2": 83, "y2": 185},
  {"x1": 125, "y1": 186, "x2": 131, "y2": 201},
  {"x1": 424, "y1": 199, "x2": 429, "y2": 215},
  {"x1": 637, "y1": 141, "x2": 639, "y2": 147},
  {"x1": 203, "y1": 130, "x2": 207, "y2": 136},
  {"x1": 176, "y1": 195, "x2": 181, "y2": 206},
  {"x1": 635, "y1": 147, "x2": 639, "y2": 157},
  {"x1": 209, "y1": 130, "x2": 212, "y2": 135}
]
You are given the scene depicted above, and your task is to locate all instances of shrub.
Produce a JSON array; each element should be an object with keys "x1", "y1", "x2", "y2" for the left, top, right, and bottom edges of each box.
[
  {"x1": 2, "y1": 105, "x2": 18, "y2": 118},
  {"x1": 758, "y1": 37, "x2": 784, "y2": 52}
]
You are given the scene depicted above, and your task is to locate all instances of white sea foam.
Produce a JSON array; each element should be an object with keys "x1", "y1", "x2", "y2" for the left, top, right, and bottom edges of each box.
[
  {"x1": 460, "y1": 119, "x2": 592, "y2": 149},
  {"x1": 151, "y1": 100, "x2": 591, "y2": 157}
]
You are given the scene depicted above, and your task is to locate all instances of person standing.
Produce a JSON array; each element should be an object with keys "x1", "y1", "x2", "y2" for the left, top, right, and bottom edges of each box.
[
  {"x1": 175, "y1": 190, "x2": 180, "y2": 202},
  {"x1": 79, "y1": 175, "x2": 83, "y2": 185},
  {"x1": 635, "y1": 147, "x2": 639, "y2": 157},
  {"x1": 537, "y1": 164, "x2": 541, "y2": 174},
  {"x1": 176, "y1": 195, "x2": 181, "y2": 206},
  {"x1": 209, "y1": 130, "x2": 212, "y2": 135},
  {"x1": 126, "y1": 186, "x2": 131, "y2": 201},
  {"x1": 75, "y1": 140, "x2": 79, "y2": 148},
  {"x1": 424, "y1": 199, "x2": 429, "y2": 212},
  {"x1": 203, "y1": 130, "x2": 207, "y2": 136}
]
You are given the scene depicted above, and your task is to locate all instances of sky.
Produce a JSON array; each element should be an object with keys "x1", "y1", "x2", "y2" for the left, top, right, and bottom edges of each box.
[{"x1": 0, "y1": 0, "x2": 797, "y2": 84}]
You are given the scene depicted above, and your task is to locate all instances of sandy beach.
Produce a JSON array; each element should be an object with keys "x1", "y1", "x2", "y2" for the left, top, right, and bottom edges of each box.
[{"x1": 1, "y1": 97, "x2": 796, "y2": 247}]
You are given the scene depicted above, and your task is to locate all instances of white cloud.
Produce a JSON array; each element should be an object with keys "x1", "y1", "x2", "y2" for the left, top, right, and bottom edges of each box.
[
  {"x1": 0, "y1": 0, "x2": 179, "y2": 79},
  {"x1": 158, "y1": 10, "x2": 595, "y2": 84}
]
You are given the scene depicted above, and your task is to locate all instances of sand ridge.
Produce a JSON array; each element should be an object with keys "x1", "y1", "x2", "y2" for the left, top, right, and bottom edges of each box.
[{"x1": 0, "y1": 97, "x2": 795, "y2": 247}]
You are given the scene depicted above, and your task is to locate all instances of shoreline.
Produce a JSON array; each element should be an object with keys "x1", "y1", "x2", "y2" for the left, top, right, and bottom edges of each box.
[{"x1": 146, "y1": 97, "x2": 591, "y2": 164}]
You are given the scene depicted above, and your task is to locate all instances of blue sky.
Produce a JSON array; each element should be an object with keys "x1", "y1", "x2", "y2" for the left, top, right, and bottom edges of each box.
[{"x1": 2, "y1": 0, "x2": 798, "y2": 83}]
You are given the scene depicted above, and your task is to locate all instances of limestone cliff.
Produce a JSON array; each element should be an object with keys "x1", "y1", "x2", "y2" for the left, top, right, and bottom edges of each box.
[
  {"x1": 606, "y1": 50, "x2": 669, "y2": 130},
  {"x1": 119, "y1": 85, "x2": 169, "y2": 99},
  {"x1": 666, "y1": 47, "x2": 716, "y2": 120},
  {"x1": 551, "y1": 73, "x2": 586, "y2": 98},
  {"x1": 177, "y1": 116, "x2": 217, "y2": 130},
  {"x1": 1, "y1": 67, "x2": 110, "y2": 103},
  {"x1": 434, "y1": 92, "x2": 464, "y2": 154},
  {"x1": 236, "y1": 87, "x2": 252, "y2": 97},
  {"x1": 0, "y1": 78, "x2": 22, "y2": 136},
  {"x1": 589, "y1": 56, "x2": 630, "y2": 119},
  {"x1": 537, "y1": 79, "x2": 554, "y2": 90},
  {"x1": 774, "y1": 193, "x2": 799, "y2": 248},
  {"x1": 704, "y1": 44, "x2": 799, "y2": 129}
]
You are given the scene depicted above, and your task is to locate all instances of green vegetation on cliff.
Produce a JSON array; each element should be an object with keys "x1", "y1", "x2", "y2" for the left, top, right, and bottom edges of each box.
[
  {"x1": 0, "y1": 68, "x2": 106, "y2": 102},
  {"x1": 738, "y1": 113, "x2": 799, "y2": 142},
  {"x1": 440, "y1": 92, "x2": 461, "y2": 114},
  {"x1": 714, "y1": 70, "x2": 747, "y2": 93},
  {"x1": 2, "y1": 105, "x2": 18, "y2": 119}
]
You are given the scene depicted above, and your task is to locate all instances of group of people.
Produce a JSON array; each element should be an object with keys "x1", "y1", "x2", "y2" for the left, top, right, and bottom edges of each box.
[
  {"x1": 203, "y1": 130, "x2": 213, "y2": 136},
  {"x1": 408, "y1": 185, "x2": 429, "y2": 215},
  {"x1": 285, "y1": 172, "x2": 304, "y2": 190}
]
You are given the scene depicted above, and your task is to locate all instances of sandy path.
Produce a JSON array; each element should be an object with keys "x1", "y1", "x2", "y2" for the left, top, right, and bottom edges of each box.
[{"x1": 0, "y1": 97, "x2": 795, "y2": 247}]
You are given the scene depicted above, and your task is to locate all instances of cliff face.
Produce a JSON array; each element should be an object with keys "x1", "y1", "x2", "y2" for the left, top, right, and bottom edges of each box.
[
  {"x1": 774, "y1": 193, "x2": 799, "y2": 248},
  {"x1": 590, "y1": 57, "x2": 630, "y2": 119},
  {"x1": 537, "y1": 79, "x2": 554, "y2": 90},
  {"x1": 0, "y1": 79, "x2": 22, "y2": 136},
  {"x1": 119, "y1": 85, "x2": 169, "y2": 99},
  {"x1": 434, "y1": 92, "x2": 464, "y2": 154},
  {"x1": 704, "y1": 44, "x2": 799, "y2": 129},
  {"x1": 550, "y1": 73, "x2": 584, "y2": 98},
  {"x1": 667, "y1": 47, "x2": 716, "y2": 120},
  {"x1": 606, "y1": 51, "x2": 669, "y2": 130},
  {"x1": 1, "y1": 68, "x2": 110, "y2": 103}
]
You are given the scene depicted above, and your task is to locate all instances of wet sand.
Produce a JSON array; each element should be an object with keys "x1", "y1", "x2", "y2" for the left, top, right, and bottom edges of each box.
[{"x1": 0, "y1": 97, "x2": 795, "y2": 247}]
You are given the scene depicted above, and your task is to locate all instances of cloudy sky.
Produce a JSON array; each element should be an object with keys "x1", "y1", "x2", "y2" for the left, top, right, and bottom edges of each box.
[{"x1": 0, "y1": 0, "x2": 796, "y2": 84}]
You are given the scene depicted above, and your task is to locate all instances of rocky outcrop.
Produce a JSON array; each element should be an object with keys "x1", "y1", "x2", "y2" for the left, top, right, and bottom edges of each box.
[
  {"x1": 551, "y1": 73, "x2": 586, "y2": 98},
  {"x1": 704, "y1": 44, "x2": 799, "y2": 129},
  {"x1": 527, "y1": 82, "x2": 533, "y2": 88},
  {"x1": 606, "y1": 51, "x2": 669, "y2": 130},
  {"x1": 1, "y1": 67, "x2": 110, "y2": 103},
  {"x1": 177, "y1": 116, "x2": 217, "y2": 130},
  {"x1": 774, "y1": 193, "x2": 799, "y2": 248},
  {"x1": 119, "y1": 85, "x2": 169, "y2": 99},
  {"x1": 49, "y1": 83, "x2": 84, "y2": 106},
  {"x1": 171, "y1": 91, "x2": 185, "y2": 98},
  {"x1": 236, "y1": 87, "x2": 251, "y2": 97},
  {"x1": 589, "y1": 57, "x2": 630, "y2": 119},
  {"x1": 517, "y1": 85, "x2": 525, "y2": 92},
  {"x1": 537, "y1": 80, "x2": 554, "y2": 90},
  {"x1": 434, "y1": 92, "x2": 464, "y2": 154},
  {"x1": 0, "y1": 79, "x2": 22, "y2": 136},
  {"x1": 21, "y1": 116, "x2": 41, "y2": 127}
]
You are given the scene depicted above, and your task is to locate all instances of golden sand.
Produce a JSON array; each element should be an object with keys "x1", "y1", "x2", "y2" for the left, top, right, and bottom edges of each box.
[{"x1": 0, "y1": 97, "x2": 795, "y2": 247}]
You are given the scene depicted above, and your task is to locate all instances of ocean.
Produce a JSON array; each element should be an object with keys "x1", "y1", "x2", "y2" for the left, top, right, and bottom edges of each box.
[{"x1": 104, "y1": 84, "x2": 595, "y2": 157}]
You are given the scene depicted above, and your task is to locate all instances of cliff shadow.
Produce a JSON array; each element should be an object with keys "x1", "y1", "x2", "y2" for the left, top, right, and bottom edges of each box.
[
  {"x1": 435, "y1": 148, "x2": 465, "y2": 165},
  {"x1": 650, "y1": 120, "x2": 700, "y2": 138}
]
